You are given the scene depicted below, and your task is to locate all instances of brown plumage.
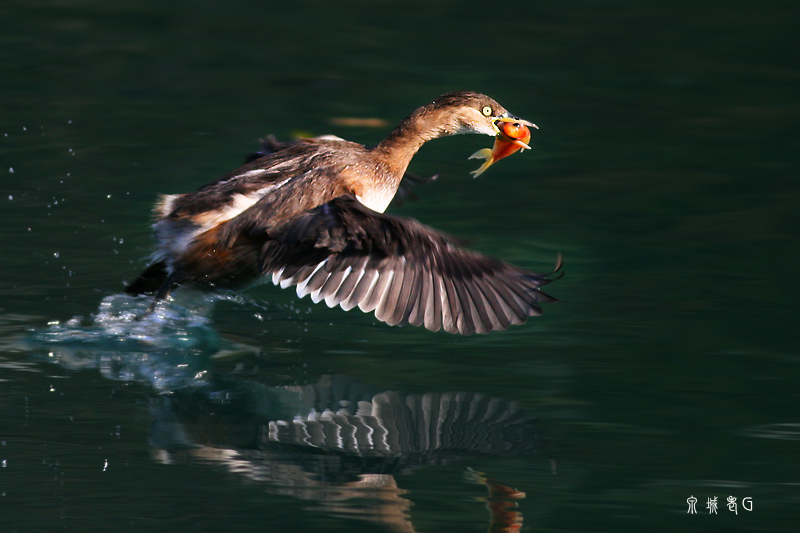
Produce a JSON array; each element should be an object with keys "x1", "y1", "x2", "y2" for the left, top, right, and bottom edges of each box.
[{"x1": 125, "y1": 91, "x2": 560, "y2": 334}]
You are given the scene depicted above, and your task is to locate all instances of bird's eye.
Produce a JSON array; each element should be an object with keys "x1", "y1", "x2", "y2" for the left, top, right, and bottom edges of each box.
[{"x1": 481, "y1": 106, "x2": 493, "y2": 117}]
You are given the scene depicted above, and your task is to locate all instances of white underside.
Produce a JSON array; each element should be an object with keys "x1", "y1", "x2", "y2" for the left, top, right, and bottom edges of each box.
[{"x1": 356, "y1": 189, "x2": 393, "y2": 213}]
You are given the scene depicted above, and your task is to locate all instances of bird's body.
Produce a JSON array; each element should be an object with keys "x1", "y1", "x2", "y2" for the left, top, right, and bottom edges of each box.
[{"x1": 126, "y1": 91, "x2": 559, "y2": 335}]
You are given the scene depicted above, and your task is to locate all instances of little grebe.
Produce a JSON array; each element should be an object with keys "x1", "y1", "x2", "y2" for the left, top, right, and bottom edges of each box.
[{"x1": 125, "y1": 91, "x2": 560, "y2": 335}]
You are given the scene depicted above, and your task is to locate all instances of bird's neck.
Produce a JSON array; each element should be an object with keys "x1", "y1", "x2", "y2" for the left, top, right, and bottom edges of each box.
[{"x1": 372, "y1": 106, "x2": 464, "y2": 186}]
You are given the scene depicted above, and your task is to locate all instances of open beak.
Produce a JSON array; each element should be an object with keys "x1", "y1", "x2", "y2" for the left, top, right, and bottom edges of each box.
[
  {"x1": 493, "y1": 115, "x2": 538, "y2": 131},
  {"x1": 470, "y1": 115, "x2": 536, "y2": 177}
]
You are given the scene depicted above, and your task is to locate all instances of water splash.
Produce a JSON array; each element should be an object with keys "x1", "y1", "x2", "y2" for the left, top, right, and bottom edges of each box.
[{"x1": 21, "y1": 292, "x2": 250, "y2": 392}]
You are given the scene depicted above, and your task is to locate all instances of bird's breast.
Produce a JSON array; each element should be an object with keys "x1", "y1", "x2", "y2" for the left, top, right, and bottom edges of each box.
[
  {"x1": 355, "y1": 187, "x2": 395, "y2": 213},
  {"x1": 347, "y1": 165, "x2": 399, "y2": 214}
]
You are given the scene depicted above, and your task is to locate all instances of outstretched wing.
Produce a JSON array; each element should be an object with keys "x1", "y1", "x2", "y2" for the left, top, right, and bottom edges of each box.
[{"x1": 262, "y1": 195, "x2": 559, "y2": 335}]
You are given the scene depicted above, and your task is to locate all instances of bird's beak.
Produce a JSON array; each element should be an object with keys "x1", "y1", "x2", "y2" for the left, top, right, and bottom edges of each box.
[{"x1": 493, "y1": 115, "x2": 538, "y2": 133}]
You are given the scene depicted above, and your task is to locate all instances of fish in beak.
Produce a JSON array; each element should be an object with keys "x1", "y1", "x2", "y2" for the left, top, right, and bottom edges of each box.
[{"x1": 469, "y1": 116, "x2": 537, "y2": 177}]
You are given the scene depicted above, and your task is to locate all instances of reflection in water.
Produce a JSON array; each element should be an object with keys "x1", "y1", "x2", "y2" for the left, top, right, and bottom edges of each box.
[
  {"x1": 465, "y1": 469, "x2": 525, "y2": 533},
  {"x1": 151, "y1": 375, "x2": 538, "y2": 532},
  {"x1": 21, "y1": 298, "x2": 542, "y2": 531}
]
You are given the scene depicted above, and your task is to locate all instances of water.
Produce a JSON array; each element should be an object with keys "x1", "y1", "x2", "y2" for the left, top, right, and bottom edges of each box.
[{"x1": 1, "y1": 1, "x2": 798, "y2": 531}]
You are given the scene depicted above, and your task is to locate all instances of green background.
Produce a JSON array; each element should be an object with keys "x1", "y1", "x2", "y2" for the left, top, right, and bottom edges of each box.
[{"x1": 1, "y1": 1, "x2": 797, "y2": 531}]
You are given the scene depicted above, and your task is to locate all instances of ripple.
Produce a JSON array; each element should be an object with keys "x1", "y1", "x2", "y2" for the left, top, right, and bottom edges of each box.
[{"x1": 742, "y1": 423, "x2": 800, "y2": 441}]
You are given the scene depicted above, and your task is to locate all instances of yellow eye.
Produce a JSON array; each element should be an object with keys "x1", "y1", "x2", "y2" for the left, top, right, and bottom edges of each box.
[{"x1": 481, "y1": 105, "x2": 493, "y2": 117}]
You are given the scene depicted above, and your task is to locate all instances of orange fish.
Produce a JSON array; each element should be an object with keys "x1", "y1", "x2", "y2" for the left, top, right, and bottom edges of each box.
[{"x1": 470, "y1": 118, "x2": 535, "y2": 177}]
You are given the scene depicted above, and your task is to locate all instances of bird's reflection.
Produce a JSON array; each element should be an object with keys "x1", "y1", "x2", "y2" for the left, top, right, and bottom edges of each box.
[
  {"x1": 24, "y1": 309, "x2": 540, "y2": 532},
  {"x1": 150, "y1": 374, "x2": 536, "y2": 532},
  {"x1": 465, "y1": 468, "x2": 526, "y2": 533}
]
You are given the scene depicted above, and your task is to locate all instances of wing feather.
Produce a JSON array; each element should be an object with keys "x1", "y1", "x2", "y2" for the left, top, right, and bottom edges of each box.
[{"x1": 265, "y1": 195, "x2": 558, "y2": 335}]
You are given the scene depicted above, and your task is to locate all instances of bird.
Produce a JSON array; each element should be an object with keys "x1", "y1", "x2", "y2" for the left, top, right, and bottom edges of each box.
[{"x1": 125, "y1": 91, "x2": 560, "y2": 335}]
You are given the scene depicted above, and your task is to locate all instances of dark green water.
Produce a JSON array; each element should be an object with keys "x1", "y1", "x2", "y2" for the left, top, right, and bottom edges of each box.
[{"x1": 1, "y1": 1, "x2": 798, "y2": 531}]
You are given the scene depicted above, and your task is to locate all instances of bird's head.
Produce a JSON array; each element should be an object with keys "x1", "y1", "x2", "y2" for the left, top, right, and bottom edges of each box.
[
  {"x1": 426, "y1": 91, "x2": 537, "y2": 139},
  {"x1": 423, "y1": 92, "x2": 537, "y2": 177}
]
